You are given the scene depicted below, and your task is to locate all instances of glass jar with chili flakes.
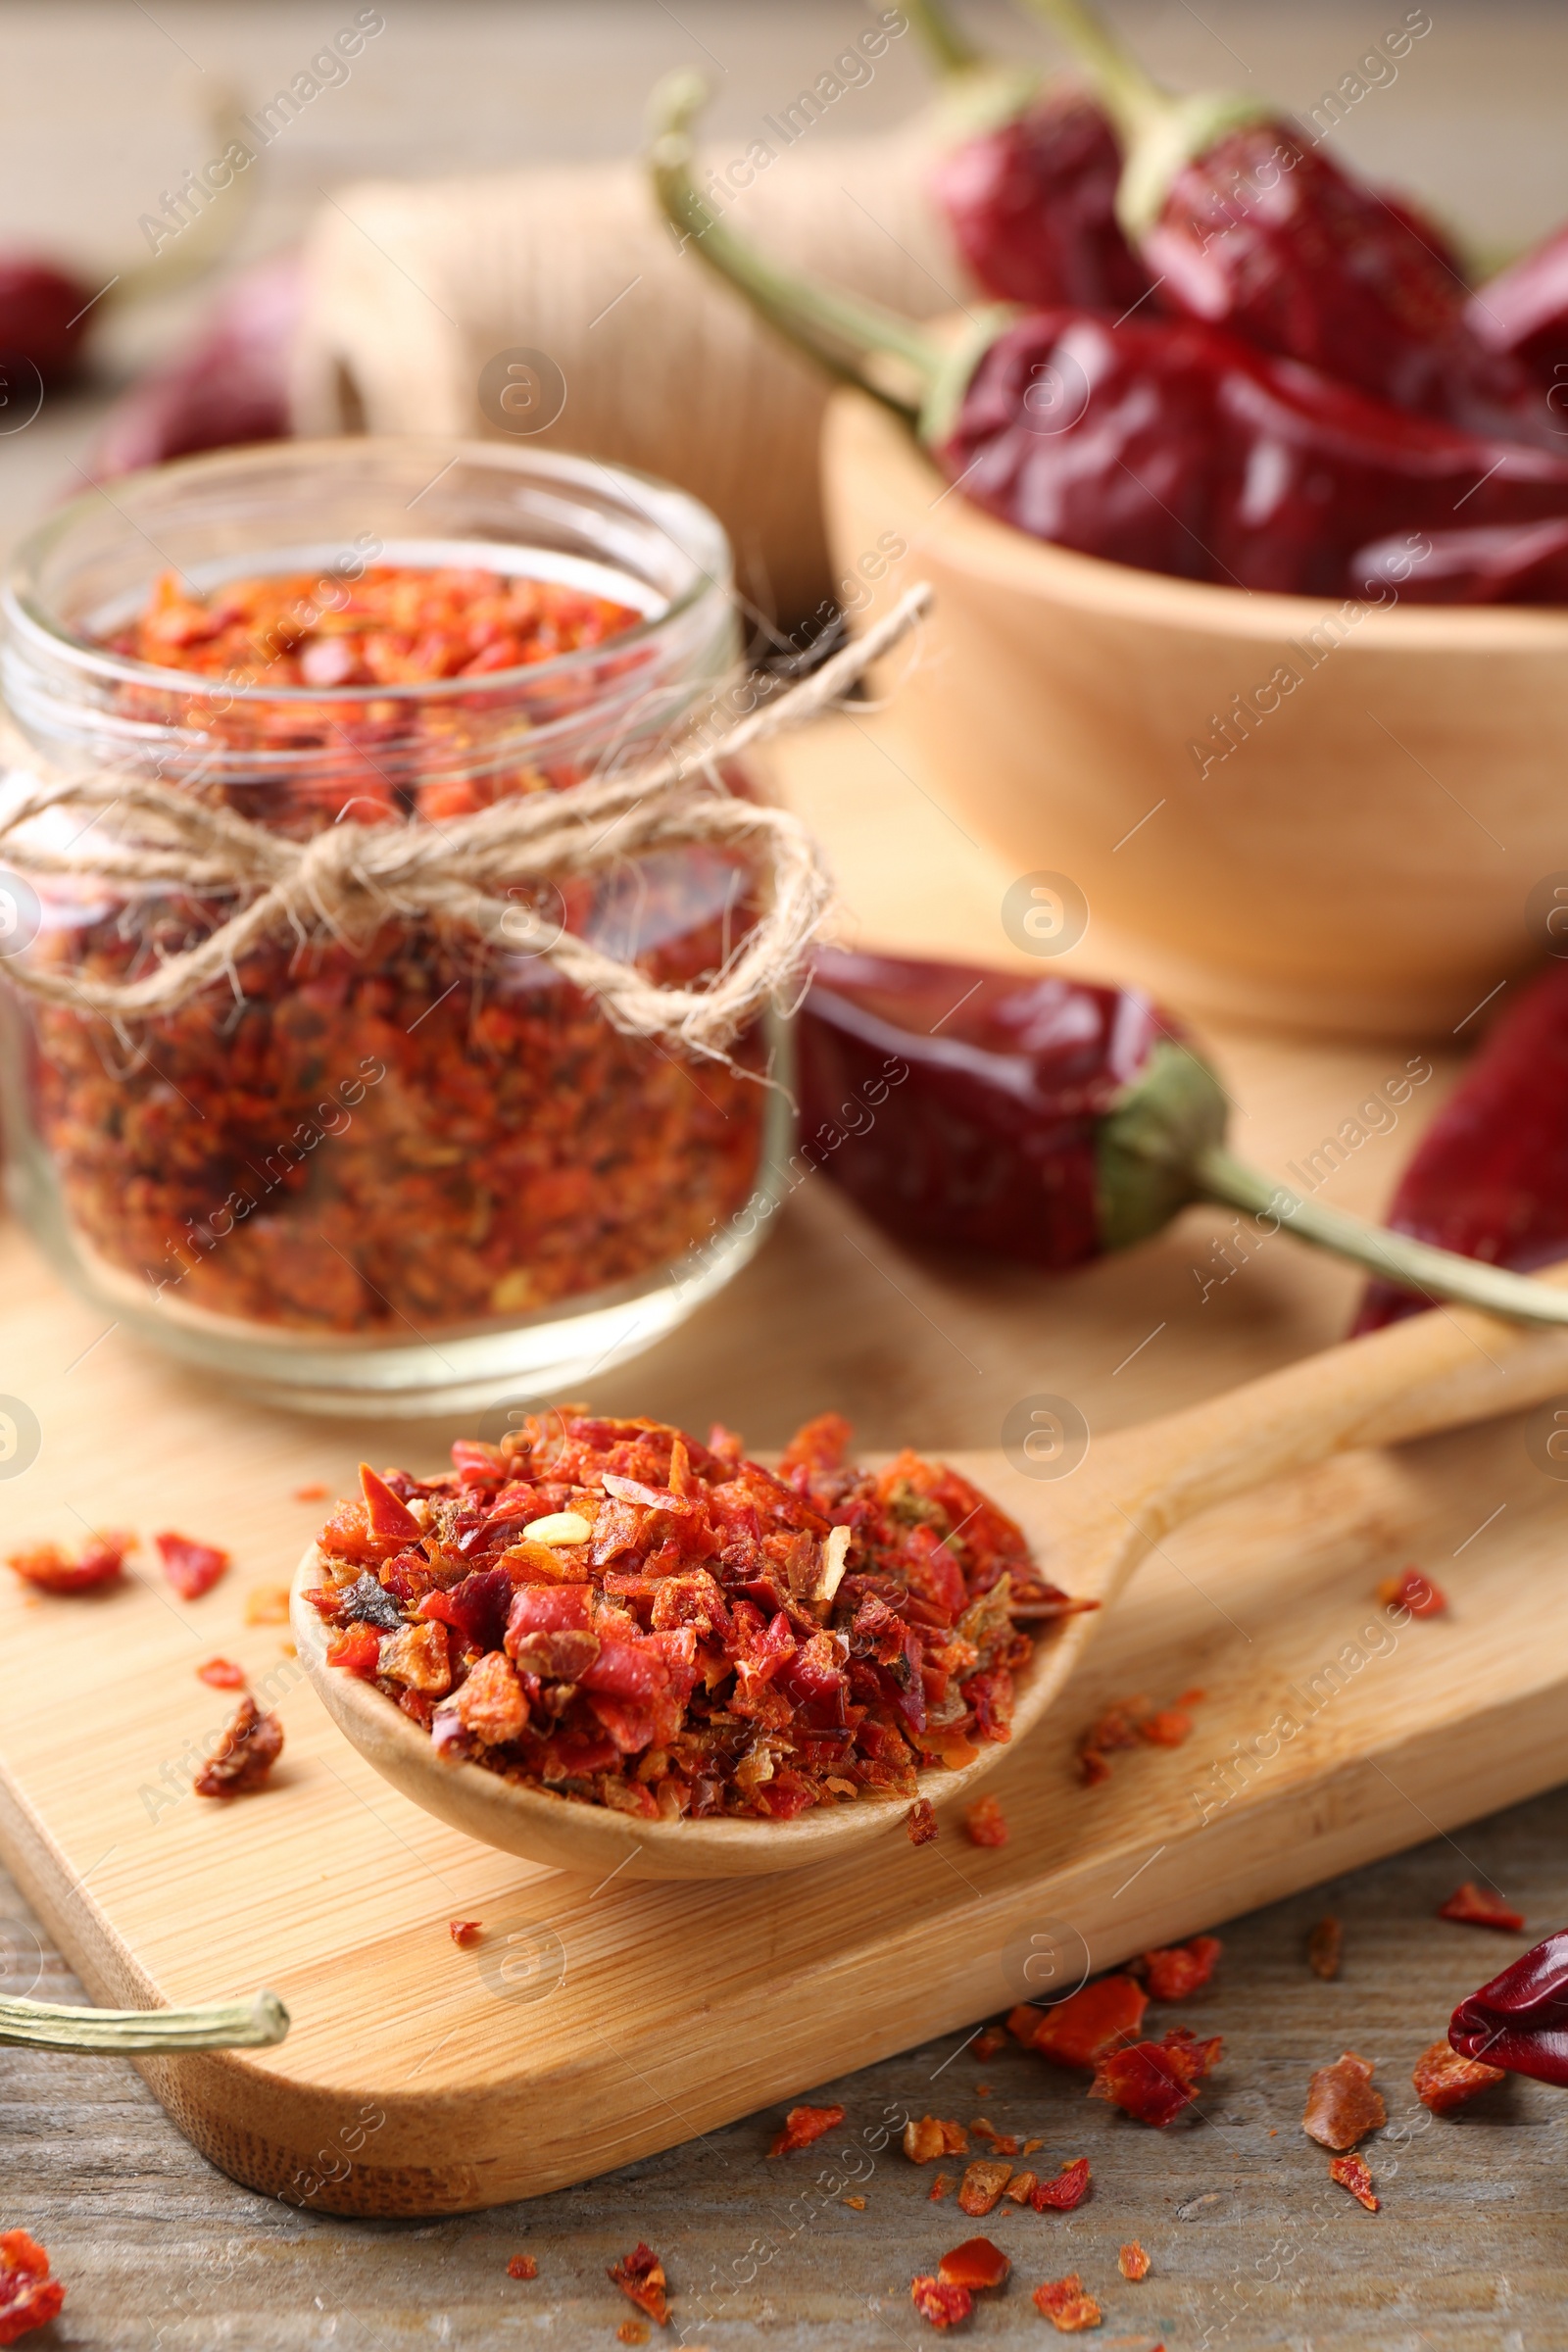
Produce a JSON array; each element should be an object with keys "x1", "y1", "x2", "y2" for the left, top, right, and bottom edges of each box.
[{"x1": 0, "y1": 440, "x2": 790, "y2": 1412}]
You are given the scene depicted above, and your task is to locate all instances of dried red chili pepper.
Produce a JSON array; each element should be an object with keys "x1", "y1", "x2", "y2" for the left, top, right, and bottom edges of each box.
[
  {"x1": 1030, "y1": 2156, "x2": 1091, "y2": 2211},
  {"x1": 768, "y1": 2103, "x2": 845, "y2": 2156},
  {"x1": 937, "y1": 2235, "x2": 1009, "y2": 2291},
  {"x1": 1118, "y1": 2240, "x2": 1151, "y2": 2281},
  {"x1": 1301, "y1": 2052, "x2": 1385, "y2": 2150},
  {"x1": 1440, "y1": 1883, "x2": 1526, "y2": 1934},
  {"x1": 0, "y1": 2230, "x2": 65, "y2": 2346},
  {"x1": 1032, "y1": 2274, "x2": 1102, "y2": 2331},
  {"x1": 608, "y1": 2243, "x2": 668, "y2": 2328},
  {"x1": 156, "y1": 1531, "x2": 230, "y2": 1600},
  {"x1": 316, "y1": 1409, "x2": 1068, "y2": 1820},
  {"x1": 197, "y1": 1657, "x2": 247, "y2": 1690},
  {"x1": 1412, "y1": 2039, "x2": 1505, "y2": 2113},
  {"x1": 1138, "y1": 1934, "x2": 1221, "y2": 2002},
  {"x1": 794, "y1": 950, "x2": 1568, "y2": 1330},
  {"x1": 910, "y1": 2276, "x2": 971, "y2": 2329},
  {"x1": 5, "y1": 1532, "x2": 131, "y2": 1594},
  {"x1": 193, "y1": 1695, "x2": 283, "y2": 1798},
  {"x1": 1307, "y1": 1917, "x2": 1343, "y2": 1982},
  {"x1": 1356, "y1": 965, "x2": 1568, "y2": 1334},
  {"x1": 1024, "y1": 0, "x2": 1540, "y2": 441},
  {"x1": 1376, "y1": 1567, "x2": 1446, "y2": 1618},
  {"x1": 507, "y1": 2253, "x2": 538, "y2": 2280},
  {"x1": 1469, "y1": 222, "x2": 1568, "y2": 394},
  {"x1": 1011, "y1": 1975, "x2": 1148, "y2": 2070},
  {"x1": 1092, "y1": 2027, "x2": 1220, "y2": 2126},
  {"x1": 964, "y1": 1795, "x2": 1008, "y2": 1847},
  {"x1": 1449, "y1": 1930, "x2": 1568, "y2": 2084}
]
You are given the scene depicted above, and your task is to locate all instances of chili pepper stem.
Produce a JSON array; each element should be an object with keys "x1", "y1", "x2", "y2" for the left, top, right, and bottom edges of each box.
[
  {"x1": 905, "y1": 0, "x2": 984, "y2": 77},
  {"x1": 1193, "y1": 1145, "x2": 1568, "y2": 1327},
  {"x1": 0, "y1": 1986, "x2": 290, "y2": 2053},
  {"x1": 647, "y1": 72, "x2": 951, "y2": 417}
]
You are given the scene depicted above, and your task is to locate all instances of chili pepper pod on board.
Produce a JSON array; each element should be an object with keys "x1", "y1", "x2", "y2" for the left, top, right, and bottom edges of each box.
[
  {"x1": 906, "y1": 0, "x2": 1152, "y2": 315},
  {"x1": 1468, "y1": 221, "x2": 1568, "y2": 396},
  {"x1": 1021, "y1": 0, "x2": 1545, "y2": 444},
  {"x1": 796, "y1": 948, "x2": 1568, "y2": 1328},
  {"x1": 648, "y1": 75, "x2": 1568, "y2": 604},
  {"x1": 1354, "y1": 963, "x2": 1568, "y2": 1333},
  {"x1": 1450, "y1": 1934, "x2": 1568, "y2": 2086}
]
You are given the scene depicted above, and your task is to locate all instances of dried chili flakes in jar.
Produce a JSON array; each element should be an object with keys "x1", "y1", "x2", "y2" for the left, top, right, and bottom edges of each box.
[
  {"x1": 1439, "y1": 1883, "x2": 1525, "y2": 1933},
  {"x1": 608, "y1": 2242, "x2": 668, "y2": 2327},
  {"x1": 310, "y1": 1410, "x2": 1074, "y2": 1823},
  {"x1": 0, "y1": 2230, "x2": 65, "y2": 2345},
  {"x1": 1412, "y1": 2040, "x2": 1505, "y2": 2112},
  {"x1": 1302, "y1": 2052, "x2": 1385, "y2": 2150},
  {"x1": 768, "y1": 2103, "x2": 844, "y2": 2156}
]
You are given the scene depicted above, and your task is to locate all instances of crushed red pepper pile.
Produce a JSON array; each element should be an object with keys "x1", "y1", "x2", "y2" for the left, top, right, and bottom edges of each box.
[{"x1": 310, "y1": 1408, "x2": 1079, "y2": 1821}]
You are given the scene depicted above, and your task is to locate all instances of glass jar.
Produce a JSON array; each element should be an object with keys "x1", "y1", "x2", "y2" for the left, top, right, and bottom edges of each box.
[{"x1": 0, "y1": 440, "x2": 790, "y2": 1415}]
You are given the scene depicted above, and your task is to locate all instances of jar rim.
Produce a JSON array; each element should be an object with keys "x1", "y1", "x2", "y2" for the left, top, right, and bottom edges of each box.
[{"x1": 2, "y1": 436, "x2": 732, "y2": 710}]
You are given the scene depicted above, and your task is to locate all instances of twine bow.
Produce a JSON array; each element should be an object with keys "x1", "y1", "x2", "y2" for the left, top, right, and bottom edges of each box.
[{"x1": 0, "y1": 585, "x2": 931, "y2": 1058}]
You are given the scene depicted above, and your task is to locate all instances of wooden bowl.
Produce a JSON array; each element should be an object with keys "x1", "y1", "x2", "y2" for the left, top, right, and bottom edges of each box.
[{"x1": 822, "y1": 388, "x2": 1568, "y2": 1040}]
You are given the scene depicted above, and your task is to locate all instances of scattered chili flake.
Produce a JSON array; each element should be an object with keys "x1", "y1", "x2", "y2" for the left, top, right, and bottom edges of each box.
[
  {"x1": 1077, "y1": 1686, "x2": 1204, "y2": 1783},
  {"x1": 905, "y1": 2117, "x2": 969, "y2": 2163},
  {"x1": 929, "y1": 2172, "x2": 954, "y2": 2202},
  {"x1": 911, "y1": 2276, "x2": 971, "y2": 2329},
  {"x1": 449, "y1": 1920, "x2": 481, "y2": 1947},
  {"x1": 1033, "y1": 2274, "x2": 1102, "y2": 2331},
  {"x1": 1092, "y1": 2029, "x2": 1222, "y2": 2128},
  {"x1": 5, "y1": 1532, "x2": 131, "y2": 1594},
  {"x1": 1307, "y1": 1916, "x2": 1343, "y2": 1981},
  {"x1": 1030, "y1": 2157, "x2": 1091, "y2": 2211},
  {"x1": 768, "y1": 2103, "x2": 845, "y2": 2157},
  {"x1": 938, "y1": 2236, "x2": 1009, "y2": 2291},
  {"x1": 507, "y1": 2253, "x2": 537, "y2": 2280},
  {"x1": 1329, "y1": 2151, "x2": 1380, "y2": 2211},
  {"x1": 193, "y1": 1695, "x2": 284, "y2": 1797},
  {"x1": 1439, "y1": 1883, "x2": 1525, "y2": 1933},
  {"x1": 1412, "y1": 2040, "x2": 1506, "y2": 2112},
  {"x1": 1118, "y1": 2241, "x2": 1152, "y2": 2280},
  {"x1": 244, "y1": 1583, "x2": 292, "y2": 1626},
  {"x1": 1003, "y1": 2171, "x2": 1037, "y2": 2203},
  {"x1": 196, "y1": 1657, "x2": 247, "y2": 1690},
  {"x1": 969, "y1": 2119, "x2": 1018, "y2": 2154},
  {"x1": 1378, "y1": 1565, "x2": 1446, "y2": 1617},
  {"x1": 906, "y1": 1799, "x2": 939, "y2": 1846},
  {"x1": 608, "y1": 2242, "x2": 668, "y2": 2328},
  {"x1": 1138, "y1": 1935, "x2": 1221, "y2": 2003},
  {"x1": 973, "y1": 2026, "x2": 1006, "y2": 2060},
  {"x1": 1011, "y1": 1976, "x2": 1148, "y2": 2070},
  {"x1": 293, "y1": 1482, "x2": 331, "y2": 1503},
  {"x1": 974, "y1": 2083, "x2": 992, "y2": 2098},
  {"x1": 616, "y1": 2327, "x2": 650, "y2": 2349},
  {"x1": 310, "y1": 1410, "x2": 1070, "y2": 1821},
  {"x1": 844, "y1": 2194, "x2": 866, "y2": 2210},
  {"x1": 964, "y1": 1794, "x2": 1008, "y2": 1847},
  {"x1": 155, "y1": 1530, "x2": 230, "y2": 1599},
  {"x1": 1302, "y1": 2052, "x2": 1386, "y2": 2151},
  {"x1": 956, "y1": 2157, "x2": 1014, "y2": 2216},
  {"x1": 0, "y1": 2230, "x2": 65, "y2": 2345}
]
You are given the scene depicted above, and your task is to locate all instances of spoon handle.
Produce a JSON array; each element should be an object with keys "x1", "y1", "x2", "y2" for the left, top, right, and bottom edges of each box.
[{"x1": 0, "y1": 1987, "x2": 288, "y2": 2052}]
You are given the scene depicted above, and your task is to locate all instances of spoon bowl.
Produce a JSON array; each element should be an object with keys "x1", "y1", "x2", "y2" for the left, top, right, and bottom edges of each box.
[{"x1": 293, "y1": 1263, "x2": 1568, "y2": 1880}]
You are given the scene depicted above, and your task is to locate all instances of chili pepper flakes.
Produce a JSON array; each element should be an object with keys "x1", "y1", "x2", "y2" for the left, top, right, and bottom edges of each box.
[
  {"x1": 507, "y1": 2253, "x2": 537, "y2": 2280},
  {"x1": 616, "y1": 2327, "x2": 650, "y2": 2349},
  {"x1": 0, "y1": 2230, "x2": 65, "y2": 2346},
  {"x1": 193, "y1": 1695, "x2": 283, "y2": 1797},
  {"x1": 1003, "y1": 2171, "x2": 1037, "y2": 2203},
  {"x1": 906, "y1": 1799, "x2": 939, "y2": 1846},
  {"x1": 4, "y1": 1531, "x2": 131, "y2": 1593},
  {"x1": 1412, "y1": 2040, "x2": 1506, "y2": 2113},
  {"x1": 156, "y1": 1531, "x2": 230, "y2": 1600},
  {"x1": 1030, "y1": 2157, "x2": 1092, "y2": 2212},
  {"x1": 311, "y1": 1411, "x2": 1072, "y2": 1821},
  {"x1": 449, "y1": 1920, "x2": 482, "y2": 1947},
  {"x1": 1021, "y1": 2137, "x2": 1043, "y2": 2156},
  {"x1": 972, "y1": 2026, "x2": 1006, "y2": 2060},
  {"x1": 768, "y1": 2103, "x2": 845, "y2": 2157},
  {"x1": 910, "y1": 2276, "x2": 971, "y2": 2329},
  {"x1": 1377, "y1": 1566, "x2": 1447, "y2": 1617},
  {"x1": 1118, "y1": 2241, "x2": 1152, "y2": 2281},
  {"x1": 906, "y1": 2118, "x2": 969, "y2": 2163},
  {"x1": 938, "y1": 2236, "x2": 1009, "y2": 2291},
  {"x1": 1009, "y1": 1976, "x2": 1149, "y2": 2070},
  {"x1": 1033, "y1": 2274, "x2": 1102, "y2": 2332},
  {"x1": 293, "y1": 1482, "x2": 331, "y2": 1503},
  {"x1": 244, "y1": 1583, "x2": 292, "y2": 1625},
  {"x1": 970, "y1": 2120, "x2": 1019, "y2": 2155},
  {"x1": 608, "y1": 2242, "x2": 668, "y2": 2328},
  {"x1": 956, "y1": 2158, "x2": 1013, "y2": 2216},
  {"x1": 196, "y1": 1657, "x2": 247, "y2": 1690},
  {"x1": 928, "y1": 2173, "x2": 954, "y2": 2202},
  {"x1": 1092, "y1": 2029, "x2": 1222, "y2": 2128},
  {"x1": 1307, "y1": 1916, "x2": 1343, "y2": 1981},
  {"x1": 1439, "y1": 1883, "x2": 1526, "y2": 1933},
  {"x1": 1077, "y1": 1688, "x2": 1203, "y2": 1784},
  {"x1": 964, "y1": 1794, "x2": 1008, "y2": 1847},
  {"x1": 1302, "y1": 2053, "x2": 1386, "y2": 2151},
  {"x1": 1328, "y1": 2151, "x2": 1380, "y2": 2212},
  {"x1": 844, "y1": 2194, "x2": 866, "y2": 2210},
  {"x1": 1138, "y1": 1936, "x2": 1222, "y2": 2003}
]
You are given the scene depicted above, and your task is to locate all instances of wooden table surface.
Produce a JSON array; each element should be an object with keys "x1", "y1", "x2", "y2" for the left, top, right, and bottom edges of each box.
[{"x1": 5, "y1": 3, "x2": 1568, "y2": 2344}]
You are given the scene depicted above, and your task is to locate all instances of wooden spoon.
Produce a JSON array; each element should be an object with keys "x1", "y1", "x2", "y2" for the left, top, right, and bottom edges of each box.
[{"x1": 292, "y1": 1274, "x2": 1568, "y2": 1881}]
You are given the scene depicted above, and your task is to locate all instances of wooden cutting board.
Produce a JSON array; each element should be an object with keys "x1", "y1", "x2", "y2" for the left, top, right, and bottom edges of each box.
[{"x1": 3, "y1": 711, "x2": 1564, "y2": 2215}]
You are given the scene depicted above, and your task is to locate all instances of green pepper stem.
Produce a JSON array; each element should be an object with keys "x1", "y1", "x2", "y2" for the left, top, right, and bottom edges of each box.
[
  {"x1": 0, "y1": 1987, "x2": 289, "y2": 2053},
  {"x1": 905, "y1": 0, "x2": 984, "y2": 77},
  {"x1": 646, "y1": 72, "x2": 942, "y2": 413},
  {"x1": 1015, "y1": 0, "x2": 1167, "y2": 136},
  {"x1": 1195, "y1": 1146, "x2": 1568, "y2": 1327}
]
